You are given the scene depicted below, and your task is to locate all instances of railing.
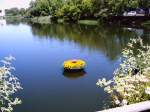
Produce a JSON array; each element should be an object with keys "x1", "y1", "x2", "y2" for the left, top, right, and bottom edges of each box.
[{"x1": 97, "y1": 101, "x2": 150, "y2": 112}]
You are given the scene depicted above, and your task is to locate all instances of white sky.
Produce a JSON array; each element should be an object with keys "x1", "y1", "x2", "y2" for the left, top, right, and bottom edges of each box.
[{"x1": 0, "y1": 0, "x2": 33, "y2": 10}]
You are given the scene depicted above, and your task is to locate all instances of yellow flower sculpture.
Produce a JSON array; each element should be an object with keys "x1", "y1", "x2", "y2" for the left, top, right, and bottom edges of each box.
[{"x1": 63, "y1": 59, "x2": 86, "y2": 70}]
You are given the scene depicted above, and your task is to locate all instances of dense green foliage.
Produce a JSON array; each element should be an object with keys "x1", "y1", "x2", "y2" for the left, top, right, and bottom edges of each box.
[
  {"x1": 5, "y1": 8, "x2": 26, "y2": 16},
  {"x1": 26, "y1": 0, "x2": 150, "y2": 21}
]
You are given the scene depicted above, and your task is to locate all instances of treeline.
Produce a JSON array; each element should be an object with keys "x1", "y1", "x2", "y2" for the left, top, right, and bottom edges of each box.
[
  {"x1": 5, "y1": 8, "x2": 26, "y2": 16},
  {"x1": 26, "y1": 0, "x2": 150, "y2": 21}
]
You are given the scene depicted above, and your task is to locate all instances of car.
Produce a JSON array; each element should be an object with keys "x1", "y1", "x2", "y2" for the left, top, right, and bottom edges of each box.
[{"x1": 127, "y1": 11, "x2": 137, "y2": 16}]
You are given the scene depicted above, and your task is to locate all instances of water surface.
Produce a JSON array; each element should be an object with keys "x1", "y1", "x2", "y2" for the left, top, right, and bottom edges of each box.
[{"x1": 0, "y1": 20, "x2": 150, "y2": 112}]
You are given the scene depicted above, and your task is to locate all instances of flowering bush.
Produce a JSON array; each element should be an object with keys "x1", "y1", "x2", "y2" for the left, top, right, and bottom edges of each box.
[
  {"x1": 0, "y1": 56, "x2": 22, "y2": 112},
  {"x1": 97, "y1": 38, "x2": 150, "y2": 107}
]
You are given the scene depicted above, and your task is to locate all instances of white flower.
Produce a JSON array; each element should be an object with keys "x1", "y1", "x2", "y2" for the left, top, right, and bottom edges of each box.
[
  {"x1": 97, "y1": 38, "x2": 150, "y2": 107},
  {"x1": 4, "y1": 55, "x2": 16, "y2": 61},
  {"x1": 128, "y1": 43, "x2": 133, "y2": 48},
  {"x1": 115, "y1": 100, "x2": 120, "y2": 105},
  {"x1": 124, "y1": 93, "x2": 131, "y2": 97},
  {"x1": 121, "y1": 99, "x2": 128, "y2": 106},
  {"x1": 0, "y1": 56, "x2": 22, "y2": 112},
  {"x1": 96, "y1": 78, "x2": 111, "y2": 87},
  {"x1": 104, "y1": 86, "x2": 113, "y2": 93},
  {"x1": 145, "y1": 87, "x2": 150, "y2": 95},
  {"x1": 1, "y1": 60, "x2": 10, "y2": 65}
]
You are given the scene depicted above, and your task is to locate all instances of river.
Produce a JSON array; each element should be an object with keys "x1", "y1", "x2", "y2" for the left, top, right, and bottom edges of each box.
[{"x1": 0, "y1": 19, "x2": 150, "y2": 112}]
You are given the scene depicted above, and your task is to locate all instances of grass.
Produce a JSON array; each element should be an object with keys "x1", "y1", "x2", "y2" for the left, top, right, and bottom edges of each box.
[{"x1": 78, "y1": 20, "x2": 99, "y2": 25}]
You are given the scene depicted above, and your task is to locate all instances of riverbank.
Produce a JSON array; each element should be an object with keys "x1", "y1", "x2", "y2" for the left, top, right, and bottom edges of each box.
[
  {"x1": 5, "y1": 15, "x2": 150, "y2": 29},
  {"x1": 30, "y1": 16, "x2": 52, "y2": 24},
  {"x1": 29, "y1": 16, "x2": 150, "y2": 26},
  {"x1": 30, "y1": 16, "x2": 99, "y2": 25}
]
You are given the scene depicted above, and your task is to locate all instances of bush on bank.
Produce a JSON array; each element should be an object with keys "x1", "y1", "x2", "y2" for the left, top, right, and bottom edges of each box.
[
  {"x1": 0, "y1": 56, "x2": 22, "y2": 112},
  {"x1": 97, "y1": 38, "x2": 150, "y2": 107},
  {"x1": 26, "y1": 0, "x2": 150, "y2": 22}
]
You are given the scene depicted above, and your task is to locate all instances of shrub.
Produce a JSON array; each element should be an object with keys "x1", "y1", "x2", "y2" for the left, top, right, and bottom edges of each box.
[
  {"x1": 97, "y1": 38, "x2": 150, "y2": 107},
  {"x1": 57, "y1": 3, "x2": 81, "y2": 21},
  {"x1": 0, "y1": 56, "x2": 22, "y2": 112}
]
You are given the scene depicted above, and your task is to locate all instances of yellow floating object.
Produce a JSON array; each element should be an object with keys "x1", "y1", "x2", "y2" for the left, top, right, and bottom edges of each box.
[{"x1": 63, "y1": 59, "x2": 86, "y2": 70}]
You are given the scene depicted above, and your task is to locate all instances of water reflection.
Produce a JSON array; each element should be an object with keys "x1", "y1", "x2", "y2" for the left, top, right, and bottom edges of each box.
[
  {"x1": 29, "y1": 23, "x2": 139, "y2": 60},
  {"x1": 0, "y1": 19, "x2": 6, "y2": 26},
  {"x1": 63, "y1": 70, "x2": 86, "y2": 79},
  {"x1": 5, "y1": 20, "x2": 150, "y2": 65},
  {"x1": 1, "y1": 20, "x2": 150, "y2": 112},
  {"x1": 6, "y1": 18, "x2": 28, "y2": 26}
]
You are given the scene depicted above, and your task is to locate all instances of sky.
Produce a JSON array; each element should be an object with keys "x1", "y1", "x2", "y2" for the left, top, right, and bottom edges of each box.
[{"x1": 0, "y1": 0, "x2": 33, "y2": 10}]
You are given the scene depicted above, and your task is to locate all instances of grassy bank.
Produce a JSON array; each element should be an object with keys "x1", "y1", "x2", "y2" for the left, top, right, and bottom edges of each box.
[
  {"x1": 30, "y1": 16, "x2": 99, "y2": 26},
  {"x1": 78, "y1": 20, "x2": 99, "y2": 25}
]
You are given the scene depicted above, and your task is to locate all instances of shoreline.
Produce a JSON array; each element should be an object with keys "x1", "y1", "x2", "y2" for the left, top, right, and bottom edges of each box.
[{"x1": 5, "y1": 15, "x2": 150, "y2": 29}]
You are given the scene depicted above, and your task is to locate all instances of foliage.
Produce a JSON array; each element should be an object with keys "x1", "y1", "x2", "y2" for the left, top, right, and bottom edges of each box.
[
  {"x1": 26, "y1": 0, "x2": 62, "y2": 17},
  {"x1": 56, "y1": 2, "x2": 81, "y2": 21},
  {"x1": 26, "y1": 0, "x2": 150, "y2": 21},
  {"x1": 97, "y1": 38, "x2": 150, "y2": 107},
  {"x1": 0, "y1": 56, "x2": 22, "y2": 112},
  {"x1": 5, "y1": 8, "x2": 26, "y2": 16}
]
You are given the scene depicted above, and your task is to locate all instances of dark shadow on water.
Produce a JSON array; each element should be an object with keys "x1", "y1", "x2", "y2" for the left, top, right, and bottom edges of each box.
[{"x1": 63, "y1": 69, "x2": 86, "y2": 79}]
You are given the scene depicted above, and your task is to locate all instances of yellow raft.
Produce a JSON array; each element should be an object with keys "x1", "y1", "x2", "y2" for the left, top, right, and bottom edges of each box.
[{"x1": 63, "y1": 59, "x2": 86, "y2": 70}]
